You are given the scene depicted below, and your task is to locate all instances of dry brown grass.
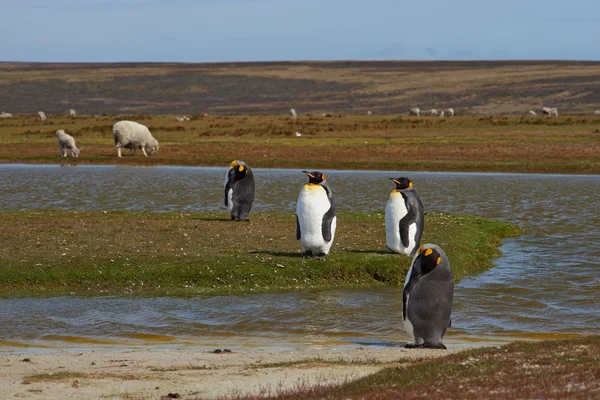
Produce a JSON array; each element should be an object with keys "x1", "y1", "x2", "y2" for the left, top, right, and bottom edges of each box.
[
  {"x1": 1, "y1": 61, "x2": 599, "y2": 115},
  {"x1": 1, "y1": 114, "x2": 599, "y2": 174}
]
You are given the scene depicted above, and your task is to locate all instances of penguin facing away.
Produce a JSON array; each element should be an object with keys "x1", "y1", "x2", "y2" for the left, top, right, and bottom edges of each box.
[
  {"x1": 224, "y1": 160, "x2": 255, "y2": 221},
  {"x1": 385, "y1": 177, "x2": 424, "y2": 257},
  {"x1": 403, "y1": 244, "x2": 454, "y2": 349},
  {"x1": 296, "y1": 170, "x2": 337, "y2": 258}
]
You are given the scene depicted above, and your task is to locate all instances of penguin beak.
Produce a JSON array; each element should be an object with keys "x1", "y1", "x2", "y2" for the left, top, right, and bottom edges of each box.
[
  {"x1": 302, "y1": 170, "x2": 315, "y2": 179},
  {"x1": 390, "y1": 178, "x2": 401, "y2": 185}
]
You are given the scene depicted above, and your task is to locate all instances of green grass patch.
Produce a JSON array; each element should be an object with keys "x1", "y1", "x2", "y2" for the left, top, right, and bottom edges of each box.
[{"x1": 0, "y1": 211, "x2": 519, "y2": 297}]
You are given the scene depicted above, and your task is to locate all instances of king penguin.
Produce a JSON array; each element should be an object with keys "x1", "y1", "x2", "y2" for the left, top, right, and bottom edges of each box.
[
  {"x1": 403, "y1": 244, "x2": 454, "y2": 349},
  {"x1": 385, "y1": 177, "x2": 424, "y2": 257},
  {"x1": 296, "y1": 170, "x2": 337, "y2": 258},
  {"x1": 224, "y1": 160, "x2": 255, "y2": 221}
]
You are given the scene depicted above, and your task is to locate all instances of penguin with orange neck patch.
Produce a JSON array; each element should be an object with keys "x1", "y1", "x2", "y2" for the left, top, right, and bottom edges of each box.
[
  {"x1": 224, "y1": 160, "x2": 255, "y2": 221},
  {"x1": 385, "y1": 177, "x2": 424, "y2": 257},
  {"x1": 296, "y1": 170, "x2": 336, "y2": 258},
  {"x1": 403, "y1": 244, "x2": 454, "y2": 349}
]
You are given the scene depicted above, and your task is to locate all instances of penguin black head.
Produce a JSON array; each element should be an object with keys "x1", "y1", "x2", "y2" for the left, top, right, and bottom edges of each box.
[
  {"x1": 389, "y1": 177, "x2": 413, "y2": 190},
  {"x1": 230, "y1": 160, "x2": 249, "y2": 179},
  {"x1": 417, "y1": 245, "x2": 443, "y2": 275},
  {"x1": 302, "y1": 170, "x2": 326, "y2": 185}
]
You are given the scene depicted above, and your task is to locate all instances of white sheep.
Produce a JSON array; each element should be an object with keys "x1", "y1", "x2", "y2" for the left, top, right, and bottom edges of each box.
[
  {"x1": 175, "y1": 116, "x2": 190, "y2": 122},
  {"x1": 38, "y1": 111, "x2": 47, "y2": 121},
  {"x1": 69, "y1": 109, "x2": 77, "y2": 118},
  {"x1": 440, "y1": 110, "x2": 445, "y2": 118},
  {"x1": 0, "y1": 112, "x2": 12, "y2": 118},
  {"x1": 446, "y1": 108, "x2": 455, "y2": 117},
  {"x1": 594, "y1": 110, "x2": 600, "y2": 116},
  {"x1": 542, "y1": 106, "x2": 558, "y2": 117},
  {"x1": 112, "y1": 120, "x2": 159, "y2": 158},
  {"x1": 550, "y1": 107, "x2": 558, "y2": 117},
  {"x1": 367, "y1": 110, "x2": 372, "y2": 116},
  {"x1": 430, "y1": 109, "x2": 438, "y2": 116},
  {"x1": 409, "y1": 107, "x2": 420, "y2": 116},
  {"x1": 56, "y1": 130, "x2": 80, "y2": 158},
  {"x1": 528, "y1": 110, "x2": 537, "y2": 117},
  {"x1": 290, "y1": 108, "x2": 297, "y2": 120}
]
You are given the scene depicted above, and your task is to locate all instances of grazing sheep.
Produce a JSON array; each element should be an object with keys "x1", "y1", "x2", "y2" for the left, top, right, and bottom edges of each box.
[
  {"x1": 69, "y1": 109, "x2": 77, "y2": 118},
  {"x1": 367, "y1": 110, "x2": 372, "y2": 116},
  {"x1": 409, "y1": 107, "x2": 420, "y2": 116},
  {"x1": 56, "y1": 130, "x2": 80, "y2": 158},
  {"x1": 440, "y1": 110, "x2": 445, "y2": 118},
  {"x1": 446, "y1": 108, "x2": 455, "y2": 117},
  {"x1": 430, "y1": 109, "x2": 438, "y2": 116},
  {"x1": 542, "y1": 106, "x2": 558, "y2": 117},
  {"x1": 112, "y1": 120, "x2": 159, "y2": 158},
  {"x1": 38, "y1": 111, "x2": 47, "y2": 121},
  {"x1": 550, "y1": 107, "x2": 558, "y2": 117},
  {"x1": 175, "y1": 116, "x2": 190, "y2": 122},
  {"x1": 290, "y1": 108, "x2": 297, "y2": 121},
  {"x1": 594, "y1": 110, "x2": 600, "y2": 116},
  {"x1": 528, "y1": 110, "x2": 537, "y2": 117},
  {"x1": 0, "y1": 112, "x2": 12, "y2": 118}
]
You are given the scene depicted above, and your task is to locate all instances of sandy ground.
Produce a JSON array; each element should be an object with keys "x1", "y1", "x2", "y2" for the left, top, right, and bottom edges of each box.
[{"x1": 0, "y1": 345, "x2": 461, "y2": 400}]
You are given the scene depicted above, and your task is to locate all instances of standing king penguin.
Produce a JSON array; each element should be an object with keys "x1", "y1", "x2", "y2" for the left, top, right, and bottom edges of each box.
[
  {"x1": 403, "y1": 244, "x2": 454, "y2": 349},
  {"x1": 224, "y1": 160, "x2": 255, "y2": 221},
  {"x1": 296, "y1": 170, "x2": 337, "y2": 258},
  {"x1": 385, "y1": 177, "x2": 424, "y2": 257}
]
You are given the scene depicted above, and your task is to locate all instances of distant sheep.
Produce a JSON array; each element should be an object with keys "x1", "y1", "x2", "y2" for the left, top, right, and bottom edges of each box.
[
  {"x1": 290, "y1": 108, "x2": 297, "y2": 120},
  {"x1": 0, "y1": 112, "x2": 12, "y2": 118},
  {"x1": 38, "y1": 111, "x2": 47, "y2": 121},
  {"x1": 528, "y1": 110, "x2": 537, "y2": 117},
  {"x1": 56, "y1": 130, "x2": 80, "y2": 158},
  {"x1": 446, "y1": 108, "x2": 455, "y2": 117},
  {"x1": 409, "y1": 107, "x2": 420, "y2": 116},
  {"x1": 175, "y1": 116, "x2": 190, "y2": 122},
  {"x1": 430, "y1": 109, "x2": 438, "y2": 116},
  {"x1": 112, "y1": 120, "x2": 159, "y2": 158},
  {"x1": 440, "y1": 110, "x2": 445, "y2": 118},
  {"x1": 542, "y1": 107, "x2": 558, "y2": 117},
  {"x1": 594, "y1": 110, "x2": 600, "y2": 116},
  {"x1": 367, "y1": 110, "x2": 372, "y2": 116},
  {"x1": 69, "y1": 109, "x2": 77, "y2": 118}
]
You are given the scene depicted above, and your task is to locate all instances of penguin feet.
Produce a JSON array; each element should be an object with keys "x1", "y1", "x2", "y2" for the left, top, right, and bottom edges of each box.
[
  {"x1": 422, "y1": 342, "x2": 447, "y2": 350},
  {"x1": 301, "y1": 251, "x2": 313, "y2": 258},
  {"x1": 404, "y1": 343, "x2": 424, "y2": 349},
  {"x1": 313, "y1": 252, "x2": 327, "y2": 259}
]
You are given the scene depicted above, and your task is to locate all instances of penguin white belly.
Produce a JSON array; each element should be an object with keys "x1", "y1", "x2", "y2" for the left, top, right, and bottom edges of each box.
[
  {"x1": 385, "y1": 192, "x2": 413, "y2": 255},
  {"x1": 296, "y1": 185, "x2": 335, "y2": 254},
  {"x1": 226, "y1": 188, "x2": 234, "y2": 213}
]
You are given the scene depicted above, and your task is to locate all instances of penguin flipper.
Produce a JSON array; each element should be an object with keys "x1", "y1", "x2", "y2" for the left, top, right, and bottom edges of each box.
[
  {"x1": 296, "y1": 215, "x2": 301, "y2": 240},
  {"x1": 321, "y1": 203, "x2": 336, "y2": 242},
  {"x1": 224, "y1": 180, "x2": 234, "y2": 207},
  {"x1": 399, "y1": 207, "x2": 417, "y2": 248}
]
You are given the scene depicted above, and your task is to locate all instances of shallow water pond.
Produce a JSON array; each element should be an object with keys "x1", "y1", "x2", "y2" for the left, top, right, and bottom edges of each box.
[{"x1": 0, "y1": 165, "x2": 598, "y2": 351}]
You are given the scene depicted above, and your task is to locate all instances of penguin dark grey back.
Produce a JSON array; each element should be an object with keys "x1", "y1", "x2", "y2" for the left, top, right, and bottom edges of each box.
[
  {"x1": 224, "y1": 160, "x2": 255, "y2": 222},
  {"x1": 385, "y1": 177, "x2": 424, "y2": 257},
  {"x1": 402, "y1": 244, "x2": 453, "y2": 349},
  {"x1": 296, "y1": 170, "x2": 337, "y2": 258}
]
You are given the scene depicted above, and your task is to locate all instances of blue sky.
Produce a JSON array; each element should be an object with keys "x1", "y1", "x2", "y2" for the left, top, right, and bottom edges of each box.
[{"x1": 1, "y1": 0, "x2": 599, "y2": 62}]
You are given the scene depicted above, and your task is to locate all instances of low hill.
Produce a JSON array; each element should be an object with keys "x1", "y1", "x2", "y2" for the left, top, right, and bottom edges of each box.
[{"x1": 1, "y1": 60, "x2": 599, "y2": 115}]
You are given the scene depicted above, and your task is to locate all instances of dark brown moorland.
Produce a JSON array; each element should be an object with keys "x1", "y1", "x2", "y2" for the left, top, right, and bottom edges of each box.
[{"x1": 1, "y1": 60, "x2": 600, "y2": 115}]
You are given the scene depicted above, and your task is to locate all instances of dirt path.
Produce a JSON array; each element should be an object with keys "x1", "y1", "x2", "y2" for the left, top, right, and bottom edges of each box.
[{"x1": 0, "y1": 345, "x2": 459, "y2": 399}]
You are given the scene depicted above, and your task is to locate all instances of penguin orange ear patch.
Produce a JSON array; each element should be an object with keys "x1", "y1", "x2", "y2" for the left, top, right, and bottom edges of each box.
[
  {"x1": 424, "y1": 248, "x2": 433, "y2": 256},
  {"x1": 437, "y1": 257, "x2": 441, "y2": 265},
  {"x1": 322, "y1": 174, "x2": 326, "y2": 180},
  {"x1": 409, "y1": 182, "x2": 413, "y2": 189},
  {"x1": 239, "y1": 165, "x2": 244, "y2": 172},
  {"x1": 418, "y1": 245, "x2": 424, "y2": 254},
  {"x1": 230, "y1": 160, "x2": 237, "y2": 168}
]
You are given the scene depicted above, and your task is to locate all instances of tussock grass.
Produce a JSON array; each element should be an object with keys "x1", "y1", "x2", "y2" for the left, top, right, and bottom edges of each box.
[{"x1": 0, "y1": 211, "x2": 519, "y2": 297}]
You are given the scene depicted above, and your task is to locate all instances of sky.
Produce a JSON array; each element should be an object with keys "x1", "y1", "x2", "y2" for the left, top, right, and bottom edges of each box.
[{"x1": 1, "y1": 0, "x2": 599, "y2": 62}]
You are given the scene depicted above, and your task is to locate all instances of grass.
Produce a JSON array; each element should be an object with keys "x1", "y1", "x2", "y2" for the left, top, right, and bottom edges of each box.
[
  {"x1": 1, "y1": 114, "x2": 600, "y2": 173},
  {"x1": 0, "y1": 211, "x2": 519, "y2": 297},
  {"x1": 1, "y1": 61, "x2": 600, "y2": 115},
  {"x1": 225, "y1": 335, "x2": 600, "y2": 400}
]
